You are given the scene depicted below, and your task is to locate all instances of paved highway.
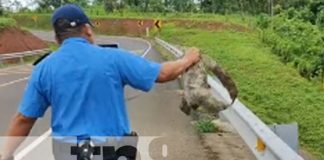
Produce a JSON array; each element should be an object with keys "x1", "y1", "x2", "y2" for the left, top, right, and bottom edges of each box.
[{"x1": 0, "y1": 31, "x2": 212, "y2": 159}]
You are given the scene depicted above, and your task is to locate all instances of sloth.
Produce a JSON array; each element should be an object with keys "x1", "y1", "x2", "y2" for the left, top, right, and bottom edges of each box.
[{"x1": 180, "y1": 54, "x2": 238, "y2": 116}]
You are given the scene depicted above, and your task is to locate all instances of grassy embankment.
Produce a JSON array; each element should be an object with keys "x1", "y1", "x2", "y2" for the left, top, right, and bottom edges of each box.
[
  {"x1": 0, "y1": 17, "x2": 52, "y2": 67},
  {"x1": 0, "y1": 17, "x2": 17, "y2": 68},
  {"x1": 11, "y1": 12, "x2": 256, "y2": 31},
  {"x1": 0, "y1": 17, "x2": 16, "y2": 29},
  {"x1": 159, "y1": 23, "x2": 324, "y2": 159}
]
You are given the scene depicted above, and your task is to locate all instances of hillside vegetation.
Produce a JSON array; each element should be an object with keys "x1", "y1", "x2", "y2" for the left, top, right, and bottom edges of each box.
[
  {"x1": 12, "y1": 12, "x2": 255, "y2": 30},
  {"x1": 257, "y1": 2, "x2": 324, "y2": 81},
  {"x1": 160, "y1": 24, "x2": 324, "y2": 159}
]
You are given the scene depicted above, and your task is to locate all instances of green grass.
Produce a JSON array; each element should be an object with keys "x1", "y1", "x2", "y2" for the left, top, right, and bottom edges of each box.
[
  {"x1": 0, "y1": 17, "x2": 16, "y2": 29},
  {"x1": 195, "y1": 119, "x2": 218, "y2": 133},
  {"x1": 81, "y1": 7, "x2": 256, "y2": 27},
  {"x1": 23, "y1": 54, "x2": 46, "y2": 63},
  {"x1": 160, "y1": 24, "x2": 324, "y2": 159},
  {"x1": 11, "y1": 14, "x2": 52, "y2": 30},
  {"x1": 47, "y1": 42, "x2": 58, "y2": 51}
]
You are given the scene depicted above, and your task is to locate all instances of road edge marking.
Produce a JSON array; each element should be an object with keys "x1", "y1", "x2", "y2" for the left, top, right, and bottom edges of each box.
[
  {"x1": 15, "y1": 129, "x2": 52, "y2": 160},
  {"x1": 141, "y1": 39, "x2": 152, "y2": 58},
  {"x1": 0, "y1": 77, "x2": 29, "y2": 88}
]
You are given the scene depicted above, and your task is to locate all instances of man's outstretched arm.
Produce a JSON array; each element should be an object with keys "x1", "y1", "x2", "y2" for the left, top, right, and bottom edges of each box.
[
  {"x1": 1, "y1": 113, "x2": 36, "y2": 160},
  {"x1": 157, "y1": 48, "x2": 201, "y2": 83}
]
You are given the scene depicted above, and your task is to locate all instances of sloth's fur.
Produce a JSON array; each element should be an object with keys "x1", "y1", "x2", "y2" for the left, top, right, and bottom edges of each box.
[{"x1": 180, "y1": 54, "x2": 238, "y2": 116}]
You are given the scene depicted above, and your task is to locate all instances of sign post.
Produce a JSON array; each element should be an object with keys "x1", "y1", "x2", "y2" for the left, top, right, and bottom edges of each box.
[
  {"x1": 138, "y1": 20, "x2": 144, "y2": 27},
  {"x1": 32, "y1": 15, "x2": 38, "y2": 28},
  {"x1": 146, "y1": 27, "x2": 149, "y2": 37}
]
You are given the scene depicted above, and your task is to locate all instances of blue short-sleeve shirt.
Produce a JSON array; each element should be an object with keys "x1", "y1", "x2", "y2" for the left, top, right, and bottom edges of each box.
[{"x1": 18, "y1": 37, "x2": 161, "y2": 137}]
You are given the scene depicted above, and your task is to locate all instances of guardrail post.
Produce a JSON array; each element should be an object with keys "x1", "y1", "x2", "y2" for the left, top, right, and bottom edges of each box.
[
  {"x1": 19, "y1": 56, "x2": 24, "y2": 64},
  {"x1": 0, "y1": 49, "x2": 50, "y2": 67},
  {"x1": 0, "y1": 59, "x2": 4, "y2": 68},
  {"x1": 146, "y1": 27, "x2": 150, "y2": 37}
]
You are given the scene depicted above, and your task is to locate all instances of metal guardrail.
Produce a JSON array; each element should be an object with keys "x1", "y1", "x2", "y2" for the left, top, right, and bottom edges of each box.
[
  {"x1": 0, "y1": 49, "x2": 50, "y2": 66},
  {"x1": 155, "y1": 37, "x2": 304, "y2": 160},
  {"x1": 155, "y1": 38, "x2": 183, "y2": 58}
]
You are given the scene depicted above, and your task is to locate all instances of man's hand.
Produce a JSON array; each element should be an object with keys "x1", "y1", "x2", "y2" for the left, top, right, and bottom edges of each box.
[
  {"x1": 0, "y1": 155, "x2": 14, "y2": 160},
  {"x1": 156, "y1": 47, "x2": 201, "y2": 83},
  {"x1": 1, "y1": 113, "x2": 36, "y2": 160},
  {"x1": 183, "y1": 47, "x2": 201, "y2": 66}
]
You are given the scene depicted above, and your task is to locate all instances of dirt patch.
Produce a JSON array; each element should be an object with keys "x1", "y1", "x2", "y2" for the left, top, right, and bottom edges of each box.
[
  {"x1": 0, "y1": 27, "x2": 47, "y2": 54},
  {"x1": 199, "y1": 132, "x2": 256, "y2": 160},
  {"x1": 91, "y1": 18, "x2": 248, "y2": 36},
  {"x1": 171, "y1": 20, "x2": 249, "y2": 32},
  {"x1": 93, "y1": 18, "x2": 155, "y2": 36}
]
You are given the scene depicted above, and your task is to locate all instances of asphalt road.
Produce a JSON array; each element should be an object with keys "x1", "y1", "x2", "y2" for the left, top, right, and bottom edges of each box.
[{"x1": 0, "y1": 31, "x2": 211, "y2": 160}]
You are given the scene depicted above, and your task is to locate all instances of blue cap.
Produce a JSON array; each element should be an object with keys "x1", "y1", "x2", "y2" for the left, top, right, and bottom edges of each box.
[{"x1": 52, "y1": 4, "x2": 93, "y2": 28}]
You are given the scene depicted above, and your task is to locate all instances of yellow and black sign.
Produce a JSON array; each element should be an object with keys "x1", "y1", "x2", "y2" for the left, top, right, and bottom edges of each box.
[
  {"x1": 154, "y1": 20, "x2": 162, "y2": 30},
  {"x1": 138, "y1": 20, "x2": 144, "y2": 27},
  {"x1": 32, "y1": 15, "x2": 38, "y2": 22},
  {"x1": 256, "y1": 137, "x2": 266, "y2": 152},
  {"x1": 94, "y1": 21, "x2": 101, "y2": 27}
]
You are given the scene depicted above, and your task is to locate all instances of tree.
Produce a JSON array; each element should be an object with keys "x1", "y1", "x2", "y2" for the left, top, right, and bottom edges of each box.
[
  {"x1": 36, "y1": 0, "x2": 88, "y2": 11},
  {"x1": 37, "y1": 0, "x2": 63, "y2": 9},
  {"x1": 66, "y1": 0, "x2": 88, "y2": 7},
  {"x1": 103, "y1": 0, "x2": 117, "y2": 12},
  {"x1": 93, "y1": 0, "x2": 104, "y2": 5},
  {"x1": 200, "y1": 0, "x2": 233, "y2": 14},
  {"x1": 0, "y1": 0, "x2": 3, "y2": 15},
  {"x1": 171, "y1": 0, "x2": 195, "y2": 13}
]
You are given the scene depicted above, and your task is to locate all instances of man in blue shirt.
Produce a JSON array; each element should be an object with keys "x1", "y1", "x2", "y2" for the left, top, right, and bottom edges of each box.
[{"x1": 0, "y1": 4, "x2": 200, "y2": 160}]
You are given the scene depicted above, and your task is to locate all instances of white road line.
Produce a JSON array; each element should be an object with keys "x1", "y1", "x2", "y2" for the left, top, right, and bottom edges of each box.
[
  {"x1": 111, "y1": 36, "x2": 152, "y2": 57},
  {"x1": 0, "y1": 71, "x2": 30, "y2": 75},
  {"x1": 0, "y1": 77, "x2": 29, "y2": 88},
  {"x1": 15, "y1": 129, "x2": 52, "y2": 160},
  {"x1": 96, "y1": 35, "x2": 152, "y2": 58},
  {"x1": 0, "y1": 65, "x2": 31, "y2": 72},
  {"x1": 0, "y1": 65, "x2": 32, "y2": 75},
  {"x1": 141, "y1": 39, "x2": 152, "y2": 58},
  {"x1": 130, "y1": 49, "x2": 145, "y2": 54}
]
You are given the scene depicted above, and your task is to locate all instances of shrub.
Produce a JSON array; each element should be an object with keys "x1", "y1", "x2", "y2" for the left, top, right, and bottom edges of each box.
[
  {"x1": 256, "y1": 13, "x2": 270, "y2": 29},
  {"x1": 0, "y1": 18, "x2": 16, "y2": 29},
  {"x1": 261, "y1": 11, "x2": 324, "y2": 79}
]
